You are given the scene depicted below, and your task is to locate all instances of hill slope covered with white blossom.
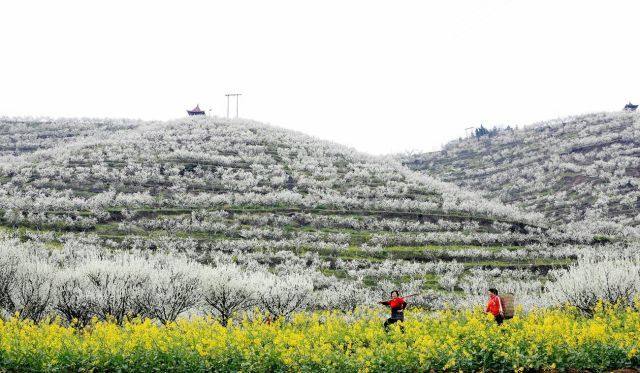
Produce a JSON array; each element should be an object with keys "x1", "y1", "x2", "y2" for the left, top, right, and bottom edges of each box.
[
  {"x1": 403, "y1": 111, "x2": 640, "y2": 232},
  {"x1": 0, "y1": 115, "x2": 630, "y2": 323},
  {"x1": 0, "y1": 116, "x2": 549, "y2": 242}
]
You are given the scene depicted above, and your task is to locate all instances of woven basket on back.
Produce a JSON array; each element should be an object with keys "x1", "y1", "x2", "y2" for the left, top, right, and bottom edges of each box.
[{"x1": 500, "y1": 294, "x2": 515, "y2": 319}]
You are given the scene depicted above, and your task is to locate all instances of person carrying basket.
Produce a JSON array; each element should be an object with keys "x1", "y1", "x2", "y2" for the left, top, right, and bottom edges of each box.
[{"x1": 486, "y1": 288, "x2": 505, "y2": 325}]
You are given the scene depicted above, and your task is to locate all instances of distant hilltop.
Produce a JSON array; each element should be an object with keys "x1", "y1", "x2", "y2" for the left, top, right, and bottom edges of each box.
[{"x1": 403, "y1": 111, "x2": 640, "y2": 231}]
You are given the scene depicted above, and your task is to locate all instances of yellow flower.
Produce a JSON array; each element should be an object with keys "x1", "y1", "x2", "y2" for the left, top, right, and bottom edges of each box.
[{"x1": 0, "y1": 305, "x2": 639, "y2": 371}]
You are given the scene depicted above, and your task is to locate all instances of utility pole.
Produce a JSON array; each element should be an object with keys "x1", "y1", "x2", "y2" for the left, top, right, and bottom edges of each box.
[{"x1": 225, "y1": 93, "x2": 242, "y2": 118}]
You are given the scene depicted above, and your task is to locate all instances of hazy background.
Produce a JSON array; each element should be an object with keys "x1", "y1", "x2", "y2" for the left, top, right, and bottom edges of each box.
[{"x1": 1, "y1": 0, "x2": 638, "y2": 154}]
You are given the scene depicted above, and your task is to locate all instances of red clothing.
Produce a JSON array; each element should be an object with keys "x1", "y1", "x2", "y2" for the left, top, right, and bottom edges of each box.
[
  {"x1": 382, "y1": 297, "x2": 407, "y2": 319},
  {"x1": 382, "y1": 297, "x2": 406, "y2": 309},
  {"x1": 486, "y1": 294, "x2": 502, "y2": 316},
  {"x1": 388, "y1": 297, "x2": 406, "y2": 310}
]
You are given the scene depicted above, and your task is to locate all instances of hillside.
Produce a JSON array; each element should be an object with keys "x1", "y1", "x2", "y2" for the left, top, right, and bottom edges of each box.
[
  {"x1": 0, "y1": 116, "x2": 551, "y2": 243},
  {"x1": 0, "y1": 115, "x2": 621, "y2": 321},
  {"x1": 403, "y1": 112, "x2": 640, "y2": 231},
  {"x1": 0, "y1": 117, "x2": 140, "y2": 157}
]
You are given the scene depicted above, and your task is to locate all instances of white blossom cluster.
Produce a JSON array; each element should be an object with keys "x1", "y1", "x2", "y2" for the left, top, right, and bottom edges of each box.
[
  {"x1": 547, "y1": 255, "x2": 640, "y2": 314},
  {"x1": 2, "y1": 233, "x2": 639, "y2": 321},
  {"x1": 0, "y1": 238, "x2": 320, "y2": 324},
  {"x1": 0, "y1": 117, "x2": 140, "y2": 158}
]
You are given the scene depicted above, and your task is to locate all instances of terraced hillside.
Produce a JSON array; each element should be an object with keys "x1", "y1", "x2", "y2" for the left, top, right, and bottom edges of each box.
[
  {"x1": 0, "y1": 116, "x2": 624, "y2": 321},
  {"x1": 403, "y1": 112, "x2": 640, "y2": 231},
  {"x1": 0, "y1": 117, "x2": 140, "y2": 157}
]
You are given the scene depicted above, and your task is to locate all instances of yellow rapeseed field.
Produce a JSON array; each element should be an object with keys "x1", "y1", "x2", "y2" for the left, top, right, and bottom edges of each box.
[{"x1": 0, "y1": 304, "x2": 638, "y2": 371}]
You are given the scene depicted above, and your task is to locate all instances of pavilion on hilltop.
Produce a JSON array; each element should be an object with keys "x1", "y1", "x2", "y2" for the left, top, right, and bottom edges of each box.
[{"x1": 187, "y1": 104, "x2": 206, "y2": 116}]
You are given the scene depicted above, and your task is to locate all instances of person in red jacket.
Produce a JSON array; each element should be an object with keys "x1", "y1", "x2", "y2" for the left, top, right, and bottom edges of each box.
[
  {"x1": 379, "y1": 290, "x2": 407, "y2": 332},
  {"x1": 486, "y1": 288, "x2": 504, "y2": 325}
]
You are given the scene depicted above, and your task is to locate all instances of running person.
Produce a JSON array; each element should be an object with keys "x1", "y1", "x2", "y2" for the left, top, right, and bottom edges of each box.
[{"x1": 379, "y1": 290, "x2": 407, "y2": 332}]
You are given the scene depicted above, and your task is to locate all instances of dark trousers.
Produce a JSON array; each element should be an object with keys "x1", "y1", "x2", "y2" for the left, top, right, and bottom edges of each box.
[
  {"x1": 494, "y1": 314, "x2": 504, "y2": 325},
  {"x1": 383, "y1": 318, "x2": 405, "y2": 332}
]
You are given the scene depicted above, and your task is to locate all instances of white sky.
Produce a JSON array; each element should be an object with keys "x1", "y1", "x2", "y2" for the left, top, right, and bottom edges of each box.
[{"x1": 1, "y1": 1, "x2": 639, "y2": 154}]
